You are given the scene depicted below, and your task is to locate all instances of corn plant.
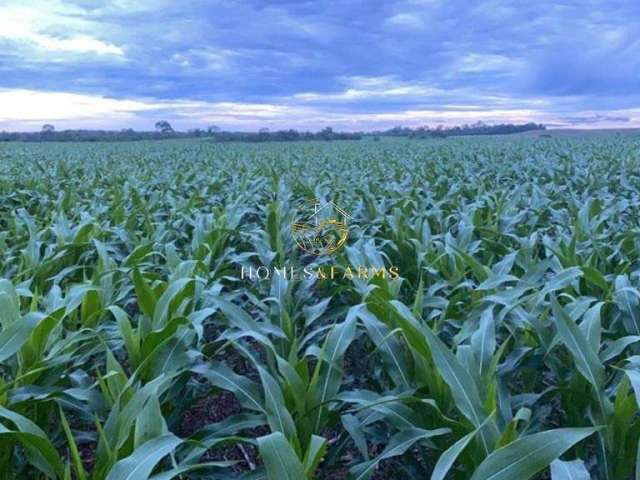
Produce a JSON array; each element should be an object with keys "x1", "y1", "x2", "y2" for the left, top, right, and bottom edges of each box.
[{"x1": 2, "y1": 136, "x2": 640, "y2": 479}]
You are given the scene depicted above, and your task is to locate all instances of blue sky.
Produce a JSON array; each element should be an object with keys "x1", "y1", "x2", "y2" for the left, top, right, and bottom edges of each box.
[{"x1": 0, "y1": 0, "x2": 639, "y2": 131}]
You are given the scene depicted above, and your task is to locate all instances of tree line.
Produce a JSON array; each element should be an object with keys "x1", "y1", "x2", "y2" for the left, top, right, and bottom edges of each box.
[
  {"x1": 0, "y1": 121, "x2": 545, "y2": 142},
  {"x1": 375, "y1": 121, "x2": 546, "y2": 138},
  {"x1": 0, "y1": 123, "x2": 361, "y2": 142}
]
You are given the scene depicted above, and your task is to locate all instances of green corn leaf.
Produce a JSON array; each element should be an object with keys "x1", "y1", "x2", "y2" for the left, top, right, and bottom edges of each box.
[
  {"x1": 105, "y1": 434, "x2": 183, "y2": 480},
  {"x1": 431, "y1": 410, "x2": 498, "y2": 480},
  {"x1": 152, "y1": 278, "x2": 194, "y2": 328},
  {"x1": 581, "y1": 267, "x2": 608, "y2": 292},
  {"x1": 395, "y1": 301, "x2": 498, "y2": 451},
  {"x1": 123, "y1": 243, "x2": 154, "y2": 268},
  {"x1": 59, "y1": 407, "x2": 87, "y2": 480},
  {"x1": 471, "y1": 307, "x2": 496, "y2": 377},
  {"x1": 551, "y1": 297, "x2": 605, "y2": 391},
  {"x1": 148, "y1": 462, "x2": 238, "y2": 480},
  {"x1": 310, "y1": 308, "x2": 357, "y2": 432},
  {"x1": 257, "y1": 431, "x2": 305, "y2": 480},
  {"x1": 342, "y1": 414, "x2": 369, "y2": 461},
  {"x1": 110, "y1": 306, "x2": 141, "y2": 367},
  {"x1": 192, "y1": 362, "x2": 265, "y2": 412},
  {"x1": 470, "y1": 427, "x2": 598, "y2": 480},
  {"x1": 302, "y1": 435, "x2": 327, "y2": 478},
  {"x1": 134, "y1": 393, "x2": 168, "y2": 448},
  {"x1": 357, "y1": 306, "x2": 411, "y2": 388},
  {"x1": 0, "y1": 312, "x2": 40, "y2": 362},
  {"x1": 0, "y1": 279, "x2": 20, "y2": 328},
  {"x1": 431, "y1": 430, "x2": 476, "y2": 480},
  {"x1": 0, "y1": 405, "x2": 65, "y2": 479},
  {"x1": 132, "y1": 268, "x2": 158, "y2": 319},
  {"x1": 351, "y1": 427, "x2": 450, "y2": 480},
  {"x1": 550, "y1": 459, "x2": 591, "y2": 479},
  {"x1": 636, "y1": 438, "x2": 640, "y2": 480},
  {"x1": 614, "y1": 275, "x2": 640, "y2": 336},
  {"x1": 258, "y1": 366, "x2": 297, "y2": 444}
]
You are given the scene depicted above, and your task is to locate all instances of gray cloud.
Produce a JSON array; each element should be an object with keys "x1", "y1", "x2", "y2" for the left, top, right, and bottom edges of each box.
[{"x1": 0, "y1": 0, "x2": 639, "y2": 130}]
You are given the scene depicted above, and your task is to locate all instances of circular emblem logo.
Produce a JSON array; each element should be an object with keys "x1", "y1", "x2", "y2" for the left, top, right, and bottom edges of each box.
[{"x1": 292, "y1": 200, "x2": 350, "y2": 255}]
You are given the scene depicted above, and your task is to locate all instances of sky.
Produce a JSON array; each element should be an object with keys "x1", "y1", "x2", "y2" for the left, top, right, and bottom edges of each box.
[{"x1": 0, "y1": 0, "x2": 639, "y2": 131}]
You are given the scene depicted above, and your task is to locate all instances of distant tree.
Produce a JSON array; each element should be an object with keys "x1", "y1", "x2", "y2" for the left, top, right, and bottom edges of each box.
[
  {"x1": 155, "y1": 120, "x2": 174, "y2": 133},
  {"x1": 376, "y1": 122, "x2": 544, "y2": 139},
  {"x1": 430, "y1": 128, "x2": 448, "y2": 138},
  {"x1": 0, "y1": 126, "x2": 362, "y2": 143},
  {"x1": 42, "y1": 124, "x2": 55, "y2": 133},
  {"x1": 259, "y1": 128, "x2": 270, "y2": 134},
  {"x1": 207, "y1": 125, "x2": 220, "y2": 133},
  {"x1": 319, "y1": 126, "x2": 334, "y2": 140}
]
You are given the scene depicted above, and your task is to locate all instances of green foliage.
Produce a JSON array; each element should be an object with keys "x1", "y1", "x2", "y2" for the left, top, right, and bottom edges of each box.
[{"x1": 1, "y1": 135, "x2": 640, "y2": 479}]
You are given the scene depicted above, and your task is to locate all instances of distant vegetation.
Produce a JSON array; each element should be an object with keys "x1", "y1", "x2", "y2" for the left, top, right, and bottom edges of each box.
[
  {"x1": 0, "y1": 124, "x2": 361, "y2": 142},
  {"x1": 375, "y1": 121, "x2": 546, "y2": 138},
  {"x1": 204, "y1": 126, "x2": 363, "y2": 142},
  {"x1": 0, "y1": 121, "x2": 544, "y2": 142}
]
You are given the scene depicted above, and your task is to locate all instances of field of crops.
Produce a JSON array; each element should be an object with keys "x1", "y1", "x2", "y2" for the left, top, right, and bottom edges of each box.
[{"x1": 2, "y1": 135, "x2": 640, "y2": 479}]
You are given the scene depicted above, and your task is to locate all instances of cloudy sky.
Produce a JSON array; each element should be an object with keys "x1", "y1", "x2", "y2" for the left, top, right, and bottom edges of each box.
[{"x1": 1, "y1": 0, "x2": 639, "y2": 131}]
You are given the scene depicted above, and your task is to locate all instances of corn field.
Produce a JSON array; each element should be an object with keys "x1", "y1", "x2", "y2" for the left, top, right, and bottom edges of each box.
[{"x1": 2, "y1": 136, "x2": 640, "y2": 479}]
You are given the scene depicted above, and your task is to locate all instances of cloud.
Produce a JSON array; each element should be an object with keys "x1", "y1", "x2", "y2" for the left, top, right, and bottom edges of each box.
[
  {"x1": 0, "y1": 89, "x2": 155, "y2": 123},
  {"x1": 0, "y1": 0, "x2": 639, "y2": 130},
  {"x1": 454, "y1": 53, "x2": 522, "y2": 74},
  {"x1": 292, "y1": 77, "x2": 445, "y2": 102},
  {"x1": 5, "y1": 88, "x2": 637, "y2": 132},
  {"x1": 170, "y1": 48, "x2": 240, "y2": 71},
  {"x1": 386, "y1": 13, "x2": 425, "y2": 29},
  {"x1": 27, "y1": 35, "x2": 123, "y2": 55},
  {"x1": 0, "y1": 89, "x2": 315, "y2": 130},
  {"x1": 0, "y1": 4, "x2": 124, "y2": 56},
  {"x1": 559, "y1": 114, "x2": 631, "y2": 125}
]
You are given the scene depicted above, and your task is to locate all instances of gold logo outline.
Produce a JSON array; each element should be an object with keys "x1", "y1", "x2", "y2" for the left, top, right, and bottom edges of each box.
[{"x1": 292, "y1": 199, "x2": 350, "y2": 255}]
